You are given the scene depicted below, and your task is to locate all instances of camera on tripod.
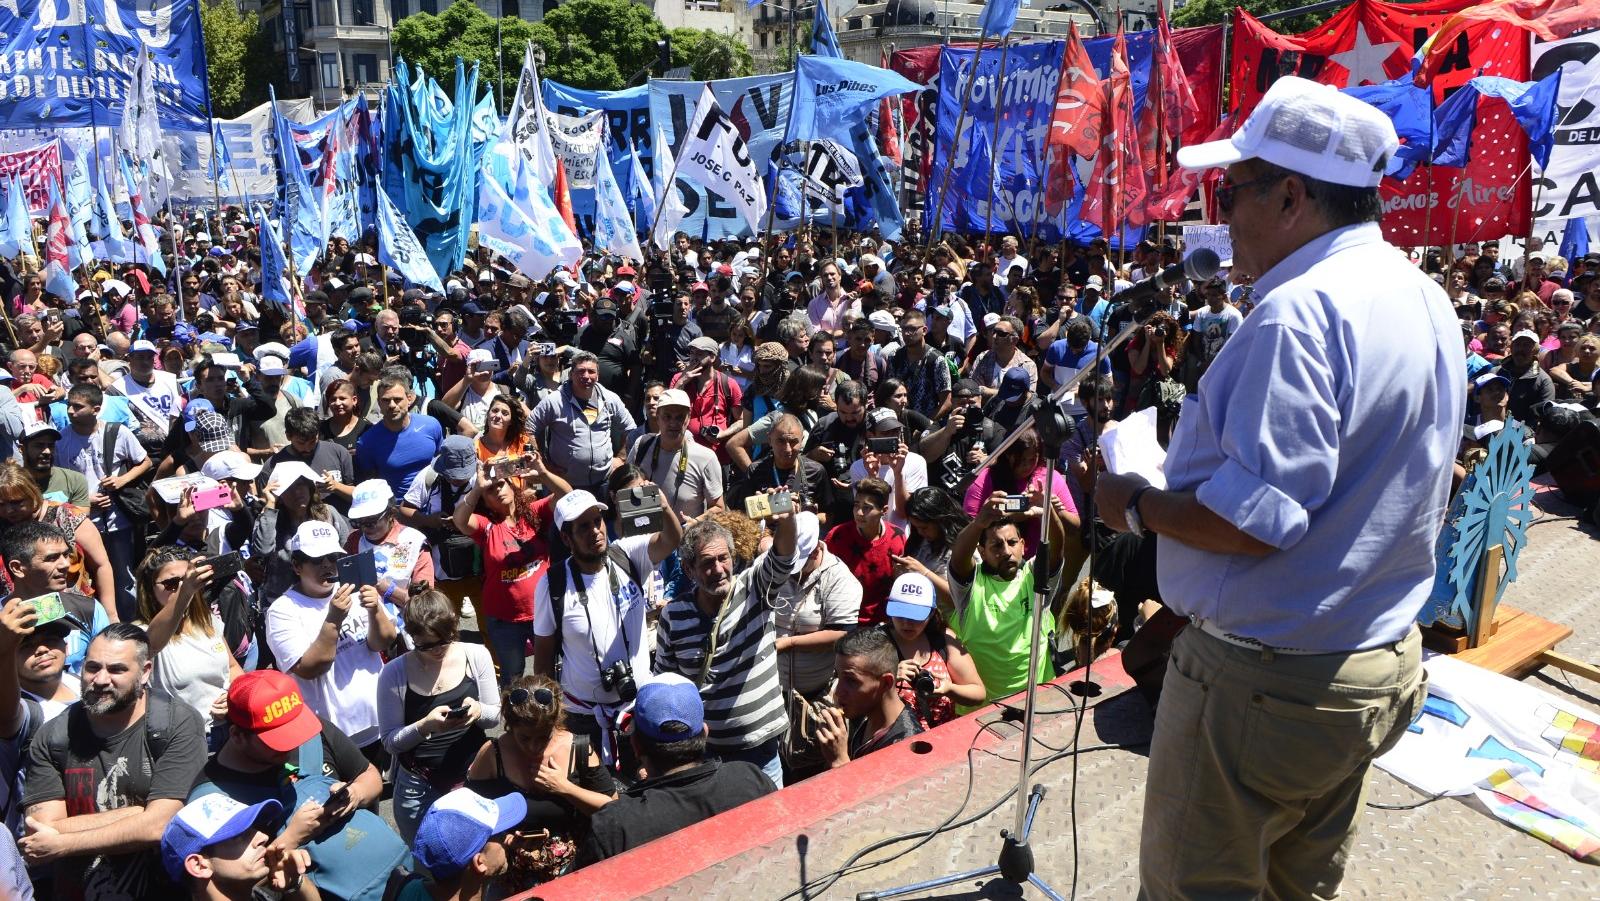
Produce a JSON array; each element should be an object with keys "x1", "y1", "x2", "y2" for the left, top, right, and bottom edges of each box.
[{"x1": 599, "y1": 660, "x2": 637, "y2": 702}]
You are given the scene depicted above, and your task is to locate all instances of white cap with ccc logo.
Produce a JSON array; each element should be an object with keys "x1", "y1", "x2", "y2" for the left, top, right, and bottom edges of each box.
[{"x1": 1177, "y1": 75, "x2": 1399, "y2": 189}]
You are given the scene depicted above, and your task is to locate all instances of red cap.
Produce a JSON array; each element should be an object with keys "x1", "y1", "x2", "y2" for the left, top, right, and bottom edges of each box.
[
  {"x1": 227, "y1": 670, "x2": 322, "y2": 752},
  {"x1": 616, "y1": 264, "x2": 636, "y2": 277},
  {"x1": 716, "y1": 264, "x2": 734, "y2": 276},
  {"x1": 691, "y1": 281, "x2": 710, "y2": 293}
]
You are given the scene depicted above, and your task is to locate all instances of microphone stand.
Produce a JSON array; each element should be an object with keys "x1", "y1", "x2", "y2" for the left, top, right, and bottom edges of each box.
[{"x1": 857, "y1": 286, "x2": 1165, "y2": 901}]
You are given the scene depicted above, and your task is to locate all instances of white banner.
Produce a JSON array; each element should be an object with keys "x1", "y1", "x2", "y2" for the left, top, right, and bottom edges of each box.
[
  {"x1": 672, "y1": 85, "x2": 766, "y2": 234},
  {"x1": 1531, "y1": 33, "x2": 1600, "y2": 223},
  {"x1": 548, "y1": 109, "x2": 604, "y2": 190},
  {"x1": 802, "y1": 138, "x2": 863, "y2": 208},
  {"x1": 1375, "y1": 655, "x2": 1600, "y2": 862},
  {"x1": 1183, "y1": 224, "x2": 1234, "y2": 266},
  {"x1": 162, "y1": 99, "x2": 316, "y2": 205}
]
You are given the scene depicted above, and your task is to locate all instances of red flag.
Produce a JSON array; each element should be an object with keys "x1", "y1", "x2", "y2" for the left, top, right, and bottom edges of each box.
[
  {"x1": 551, "y1": 158, "x2": 576, "y2": 233},
  {"x1": 1421, "y1": 0, "x2": 1600, "y2": 83},
  {"x1": 1144, "y1": 116, "x2": 1233, "y2": 222},
  {"x1": 1138, "y1": 8, "x2": 1199, "y2": 209},
  {"x1": 1048, "y1": 23, "x2": 1103, "y2": 160},
  {"x1": 1081, "y1": 30, "x2": 1146, "y2": 236},
  {"x1": 44, "y1": 188, "x2": 69, "y2": 269},
  {"x1": 879, "y1": 50, "x2": 903, "y2": 166}
]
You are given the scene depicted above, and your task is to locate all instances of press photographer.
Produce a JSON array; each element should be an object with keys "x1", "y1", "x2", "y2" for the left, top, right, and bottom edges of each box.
[{"x1": 919, "y1": 379, "x2": 1003, "y2": 496}]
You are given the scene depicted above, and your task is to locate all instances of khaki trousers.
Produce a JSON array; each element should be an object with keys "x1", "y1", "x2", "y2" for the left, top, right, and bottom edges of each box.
[{"x1": 1138, "y1": 624, "x2": 1425, "y2": 901}]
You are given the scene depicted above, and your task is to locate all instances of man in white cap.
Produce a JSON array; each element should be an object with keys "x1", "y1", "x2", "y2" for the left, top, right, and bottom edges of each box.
[
  {"x1": 626, "y1": 388, "x2": 723, "y2": 520},
  {"x1": 668, "y1": 335, "x2": 741, "y2": 463},
  {"x1": 115, "y1": 338, "x2": 184, "y2": 437},
  {"x1": 158, "y1": 795, "x2": 316, "y2": 900},
  {"x1": 773, "y1": 511, "x2": 860, "y2": 704},
  {"x1": 345, "y1": 478, "x2": 434, "y2": 611},
  {"x1": 1093, "y1": 76, "x2": 1462, "y2": 898},
  {"x1": 1498, "y1": 329, "x2": 1556, "y2": 423}
]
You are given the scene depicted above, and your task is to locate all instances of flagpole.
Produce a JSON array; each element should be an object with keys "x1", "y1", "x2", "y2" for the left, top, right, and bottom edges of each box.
[
  {"x1": 929, "y1": 29, "x2": 994, "y2": 248},
  {"x1": 982, "y1": 34, "x2": 1012, "y2": 254}
]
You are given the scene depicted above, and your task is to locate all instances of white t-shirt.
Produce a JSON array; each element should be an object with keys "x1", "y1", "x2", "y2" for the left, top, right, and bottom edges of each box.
[
  {"x1": 533, "y1": 535, "x2": 655, "y2": 711},
  {"x1": 458, "y1": 383, "x2": 500, "y2": 432},
  {"x1": 115, "y1": 370, "x2": 183, "y2": 435},
  {"x1": 266, "y1": 586, "x2": 385, "y2": 747},
  {"x1": 848, "y1": 452, "x2": 929, "y2": 532},
  {"x1": 149, "y1": 616, "x2": 231, "y2": 723}
]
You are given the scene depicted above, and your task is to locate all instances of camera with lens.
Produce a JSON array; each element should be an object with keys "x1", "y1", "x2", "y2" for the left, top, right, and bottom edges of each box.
[
  {"x1": 546, "y1": 308, "x2": 582, "y2": 346},
  {"x1": 647, "y1": 296, "x2": 676, "y2": 324},
  {"x1": 645, "y1": 257, "x2": 675, "y2": 292},
  {"x1": 829, "y1": 441, "x2": 852, "y2": 478},
  {"x1": 400, "y1": 305, "x2": 428, "y2": 327},
  {"x1": 599, "y1": 660, "x2": 637, "y2": 702},
  {"x1": 912, "y1": 669, "x2": 937, "y2": 695}
]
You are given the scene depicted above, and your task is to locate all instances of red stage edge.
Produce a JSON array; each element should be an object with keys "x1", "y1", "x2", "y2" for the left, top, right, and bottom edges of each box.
[{"x1": 519, "y1": 652, "x2": 1135, "y2": 901}]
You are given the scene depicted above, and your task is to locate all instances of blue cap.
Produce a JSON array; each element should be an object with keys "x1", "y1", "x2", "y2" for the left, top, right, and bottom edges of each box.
[
  {"x1": 413, "y1": 789, "x2": 527, "y2": 879},
  {"x1": 161, "y1": 795, "x2": 282, "y2": 881},
  {"x1": 632, "y1": 673, "x2": 704, "y2": 742},
  {"x1": 997, "y1": 367, "x2": 1031, "y2": 404}
]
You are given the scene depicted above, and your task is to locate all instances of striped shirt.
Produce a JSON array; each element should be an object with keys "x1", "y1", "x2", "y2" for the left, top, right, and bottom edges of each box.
[{"x1": 653, "y1": 548, "x2": 796, "y2": 751}]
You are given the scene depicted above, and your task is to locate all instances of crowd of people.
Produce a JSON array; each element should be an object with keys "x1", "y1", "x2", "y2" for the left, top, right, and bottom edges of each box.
[{"x1": 0, "y1": 202, "x2": 1592, "y2": 900}]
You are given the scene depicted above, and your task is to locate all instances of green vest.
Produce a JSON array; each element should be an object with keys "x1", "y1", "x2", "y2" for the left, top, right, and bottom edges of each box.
[{"x1": 955, "y1": 562, "x2": 1055, "y2": 707}]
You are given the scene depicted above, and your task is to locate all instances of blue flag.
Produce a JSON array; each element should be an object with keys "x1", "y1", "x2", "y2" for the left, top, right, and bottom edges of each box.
[
  {"x1": 0, "y1": 178, "x2": 28, "y2": 260},
  {"x1": 377, "y1": 186, "x2": 444, "y2": 292},
  {"x1": 1559, "y1": 217, "x2": 1590, "y2": 263},
  {"x1": 593, "y1": 139, "x2": 643, "y2": 261},
  {"x1": 1433, "y1": 71, "x2": 1563, "y2": 171},
  {"x1": 271, "y1": 86, "x2": 325, "y2": 275},
  {"x1": 812, "y1": 0, "x2": 843, "y2": 58},
  {"x1": 977, "y1": 0, "x2": 1023, "y2": 39},
  {"x1": 786, "y1": 56, "x2": 924, "y2": 145},
  {"x1": 1344, "y1": 69, "x2": 1433, "y2": 179},
  {"x1": 255, "y1": 204, "x2": 292, "y2": 308}
]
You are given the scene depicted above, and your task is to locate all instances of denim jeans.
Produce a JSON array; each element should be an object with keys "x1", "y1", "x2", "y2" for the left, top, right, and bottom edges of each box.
[
  {"x1": 392, "y1": 762, "x2": 442, "y2": 845},
  {"x1": 103, "y1": 528, "x2": 138, "y2": 623},
  {"x1": 718, "y1": 736, "x2": 784, "y2": 789},
  {"x1": 483, "y1": 616, "x2": 537, "y2": 686}
]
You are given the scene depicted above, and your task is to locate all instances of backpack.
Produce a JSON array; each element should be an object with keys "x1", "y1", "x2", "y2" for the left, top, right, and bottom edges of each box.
[
  {"x1": 101, "y1": 422, "x2": 153, "y2": 524},
  {"x1": 39, "y1": 695, "x2": 178, "y2": 789},
  {"x1": 544, "y1": 545, "x2": 643, "y2": 664},
  {"x1": 192, "y1": 731, "x2": 410, "y2": 901}
]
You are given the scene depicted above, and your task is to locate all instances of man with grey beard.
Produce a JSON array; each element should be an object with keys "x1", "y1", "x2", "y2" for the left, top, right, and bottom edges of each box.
[{"x1": 19, "y1": 621, "x2": 207, "y2": 899}]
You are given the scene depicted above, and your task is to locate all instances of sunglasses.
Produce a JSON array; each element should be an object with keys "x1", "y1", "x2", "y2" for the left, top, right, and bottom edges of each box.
[
  {"x1": 410, "y1": 636, "x2": 452, "y2": 653},
  {"x1": 351, "y1": 512, "x2": 388, "y2": 529},
  {"x1": 156, "y1": 576, "x2": 184, "y2": 592},
  {"x1": 508, "y1": 687, "x2": 555, "y2": 708},
  {"x1": 1216, "y1": 173, "x2": 1285, "y2": 214}
]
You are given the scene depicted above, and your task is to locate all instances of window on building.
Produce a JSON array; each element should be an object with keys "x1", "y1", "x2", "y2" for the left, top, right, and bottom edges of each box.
[
  {"x1": 350, "y1": 53, "x2": 380, "y2": 85},
  {"x1": 315, "y1": 0, "x2": 335, "y2": 26},
  {"x1": 321, "y1": 53, "x2": 341, "y2": 92},
  {"x1": 353, "y1": 0, "x2": 374, "y2": 25},
  {"x1": 501, "y1": 0, "x2": 518, "y2": 16}
]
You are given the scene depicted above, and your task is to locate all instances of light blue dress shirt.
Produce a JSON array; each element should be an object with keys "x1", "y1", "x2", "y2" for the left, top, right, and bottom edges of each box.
[{"x1": 1158, "y1": 223, "x2": 1467, "y2": 652}]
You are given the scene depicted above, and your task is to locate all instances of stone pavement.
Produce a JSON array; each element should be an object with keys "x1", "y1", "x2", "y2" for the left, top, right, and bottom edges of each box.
[{"x1": 627, "y1": 506, "x2": 1600, "y2": 900}]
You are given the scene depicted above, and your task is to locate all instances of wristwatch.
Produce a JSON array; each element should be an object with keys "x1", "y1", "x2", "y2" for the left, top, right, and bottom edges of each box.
[{"x1": 1125, "y1": 485, "x2": 1155, "y2": 538}]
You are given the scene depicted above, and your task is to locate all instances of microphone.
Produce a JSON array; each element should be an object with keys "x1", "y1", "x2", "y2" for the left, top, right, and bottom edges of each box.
[{"x1": 1107, "y1": 248, "x2": 1222, "y2": 306}]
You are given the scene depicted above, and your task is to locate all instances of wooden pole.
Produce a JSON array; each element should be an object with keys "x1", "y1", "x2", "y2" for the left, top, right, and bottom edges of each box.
[{"x1": 928, "y1": 30, "x2": 995, "y2": 248}]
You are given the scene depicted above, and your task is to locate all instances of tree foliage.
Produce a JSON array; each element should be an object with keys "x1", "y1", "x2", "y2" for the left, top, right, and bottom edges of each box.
[
  {"x1": 391, "y1": 0, "x2": 755, "y2": 99},
  {"x1": 669, "y1": 27, "x2": 755, "y2": 81},
  {"x1": 200, "y1": 0, "x2": 277, "y2": 117},
  {"x1": 1172, "y1": 0, "x2": 1337, "y2": 34}
]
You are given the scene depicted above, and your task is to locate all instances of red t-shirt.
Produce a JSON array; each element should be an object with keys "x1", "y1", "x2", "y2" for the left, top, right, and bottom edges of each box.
[
  {"x1": 824, "y1": 521, "x2": 906, "y2": 625},
  {"x1": 471, "y1": 495, "x2": 554, "y2": 622}
]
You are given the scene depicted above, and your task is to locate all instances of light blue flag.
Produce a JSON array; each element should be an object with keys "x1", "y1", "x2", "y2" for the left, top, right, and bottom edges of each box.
[
  {"x1": 377, "y1": 185, "x2": 444, "y2": 292},
  {"x1": 977, "y1": 0, "x2": 1023, "y2": 39},
  {"x1": 592, "y1": 138, "x2": 643, "y2": 261},
  {"x1": 95, "y1": 174, "x2": 136, "y2": 263},
  {"x1": 255, "y1": 204, "x2": 292, "y2": 308},
  {"x1": 0, "y1": 178, "x2": 28, "y2": 259},
  {"x1": 477, "y1": 141, "x2": 582, "y2": 279},
  {"x1": 812, "y1": 0, "x2": 842, "y2": 58},
  {"x1": 117, "y1": 153, "x2": 165, "y2": 275},
  {"x1": 63, "y1": 159, "x2": 92, "y2": 230},
  {"x1": 271, "y1": 86, "x2": 325, "y2": 275},
  {"x1": 786, "y1": 55, "x2": 924, "y2": 145},
  {"x1": 628, "y1": 141, "x2": 656, "y2": 236}
]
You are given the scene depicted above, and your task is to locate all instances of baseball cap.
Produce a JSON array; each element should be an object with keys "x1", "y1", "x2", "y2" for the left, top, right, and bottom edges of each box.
[
  {"x1": 953, "y1": 378, "x2": 981, "y2": 399},
  {"x1": 256, "y1": 354, "x2": 289, "y2": 376},
  {"x1": 436, "y1": 435, "x2": 478, "y2": 482},
  {"x1": 1527, "y1": 250, "x2": 1548, "y2": 264},
  {"x1": 202, "y1": 450, "x2": 263, "y2": 482},
  {"x1": 461, "y1": 301, "x2": 486, "y2": 316},
  {"x1": 1085, "y1": 275, "x2": 1104, "y2": 292},
  {"x1": 982, "y1": 312, "x2": 1001, "y2": 330},
  {"x1": 868, "y1": 310, "x2": 898, "y2": 335},
  {"x1": 931, "y1": 303, "x2": 953, "y2": 319},
  {"x1": 860, "y1": 254, "x2": 884, "y2": 269},
  {"x1": 554, "y1": 489, "x2": 608, "y2": 530},
  {"x1": 161, "y1": 794, "x2": 284, "y2": 881},
  {"x1": 657, "y1": 388, "x2": 692, "y2": 411},
  {"x1": 287, "y1": 519, "x2": 345, "y2": 559},
  {"x1": 348, "y1": 478, "x2": 395, "y2": 520},
  {"x1": 631, "y1": 673, "x2": 705, "y2": 742},
  {"x1": 689, "y1": 336, "x2": 721, "y2": 356},
  {"x1": 467, "y1": 347, "x2": 494, "y2": 367},
  {"x1": 22, "y1": 421, "x2": 60, "y2": 442},
  {"x1": 267, "y1": 461, "x2": 324, "y2": 496},
  {"x1": 226, "y1": 669, "x2": 324, "y2": 752},
  {"x1": 867, "y1": 407, "x2": 902, "y2": 433},
  {"x1": 997, "y1": 367, "x2": 1031, "y2": 404},
  {"x1": 1177, "y1": 75, "x2": 1398, "y2": 189},
  {"x1": 594, "y1": 297, "x2": 619, "y2": 317},
  {"x1": 413, "y1": 789, "x2": 528, "y2": 880},
  {"x1": 193, "y1": 411, "x2": 233, "y2": 454},
  {"x1": 1473, "y1": 370, "x2": 1512, "y2": 393},
  {"x1": 612, "y1": 281, "x2": 637, "y2": 296},
  {"x1": 129, "y1": 339, "x2": 159, "y2": 355},
  {"x1": 690, "y1": 281, "x2": 710, "y2": 294},
  {"x1": 616, "y1": 264, "x2": 637, "y2": 277},
  {"x1": 1510, "y1": 329, "x2": 1541, "y2": 345},
  {"x1": 791, "y1": 511, "x2": 821, "y2": 575},
  {"x1": 885, "y1": 572, "x2": 936, "y2": 621}
]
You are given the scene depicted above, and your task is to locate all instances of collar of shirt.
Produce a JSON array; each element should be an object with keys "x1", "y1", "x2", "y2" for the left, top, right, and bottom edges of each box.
[{"x1": 1252, "y1": 222, "x2": 1385, "y2": 301}]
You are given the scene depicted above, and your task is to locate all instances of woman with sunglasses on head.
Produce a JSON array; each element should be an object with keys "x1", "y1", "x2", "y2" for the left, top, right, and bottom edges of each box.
[
  {"x1": 379, "y1": 589, "x2": 503, "y2": 844},
  {"x1": 136, "y1": 545, "x2": 239, "y2": 727},
  {"x1": 465, "y1": 674, "x2": 617, "y2": 891},
  {"x1": 473, "y1": 394, "x2": 529, "y2": 468}
]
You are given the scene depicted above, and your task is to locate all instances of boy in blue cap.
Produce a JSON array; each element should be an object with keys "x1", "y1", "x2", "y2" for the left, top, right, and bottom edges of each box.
[{"x1": 400, "y1": 788, "x2": 527, "y2": 901}]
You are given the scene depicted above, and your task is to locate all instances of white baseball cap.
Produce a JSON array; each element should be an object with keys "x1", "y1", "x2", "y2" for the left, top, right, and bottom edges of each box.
[
  {"x1": 791, "y1": 511, "x2": 820, "y2": 575},
  {"x1": 129, "y1": 339, "x2": 159, "y2": 355},
  {"x1": 287, "y1": 520, "x2": 344, "y2": 558},
  {"x1": 348, "y1": 478, "x2": 395, "y2": 519},
  {"x1": 268, "y1": 461, "x2": 325, "y2": 496},
  {"x1": 885, "y1": 572, "x2": 937, "y2": 621},
  {"x1": 657, "y1": 388, "x2": 692, "y2": 411},
  {"x1": 1177, "y1": 75, "x2": 1399, "y2": 189},
  {"x1": 256, "y1": 355, "x2": 289, "y2": 376},
  {"x1": 1510, "y1": 329, "x2": 1541, "y2": 345},
  {"x1": 201, "y1": 450, "x2": 263, "y2": 482},
  {"x1": 467, "y1": 347, "x2": 494, "y2": 367},
  {"x1": 160, "y1": 794, "x2": 283, "y2": 882},
  {"x1": 554, "y1": 489, "x2": 608, "y2": 530}
]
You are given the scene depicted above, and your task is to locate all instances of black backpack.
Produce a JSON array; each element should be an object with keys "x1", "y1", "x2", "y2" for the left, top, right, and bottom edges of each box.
[
  {"x1": 38, "y1": 696, "x2": 180, "y2": 784},
  {"x1": 544, "y1": 545, "x2": 642, "y2": 662}
]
